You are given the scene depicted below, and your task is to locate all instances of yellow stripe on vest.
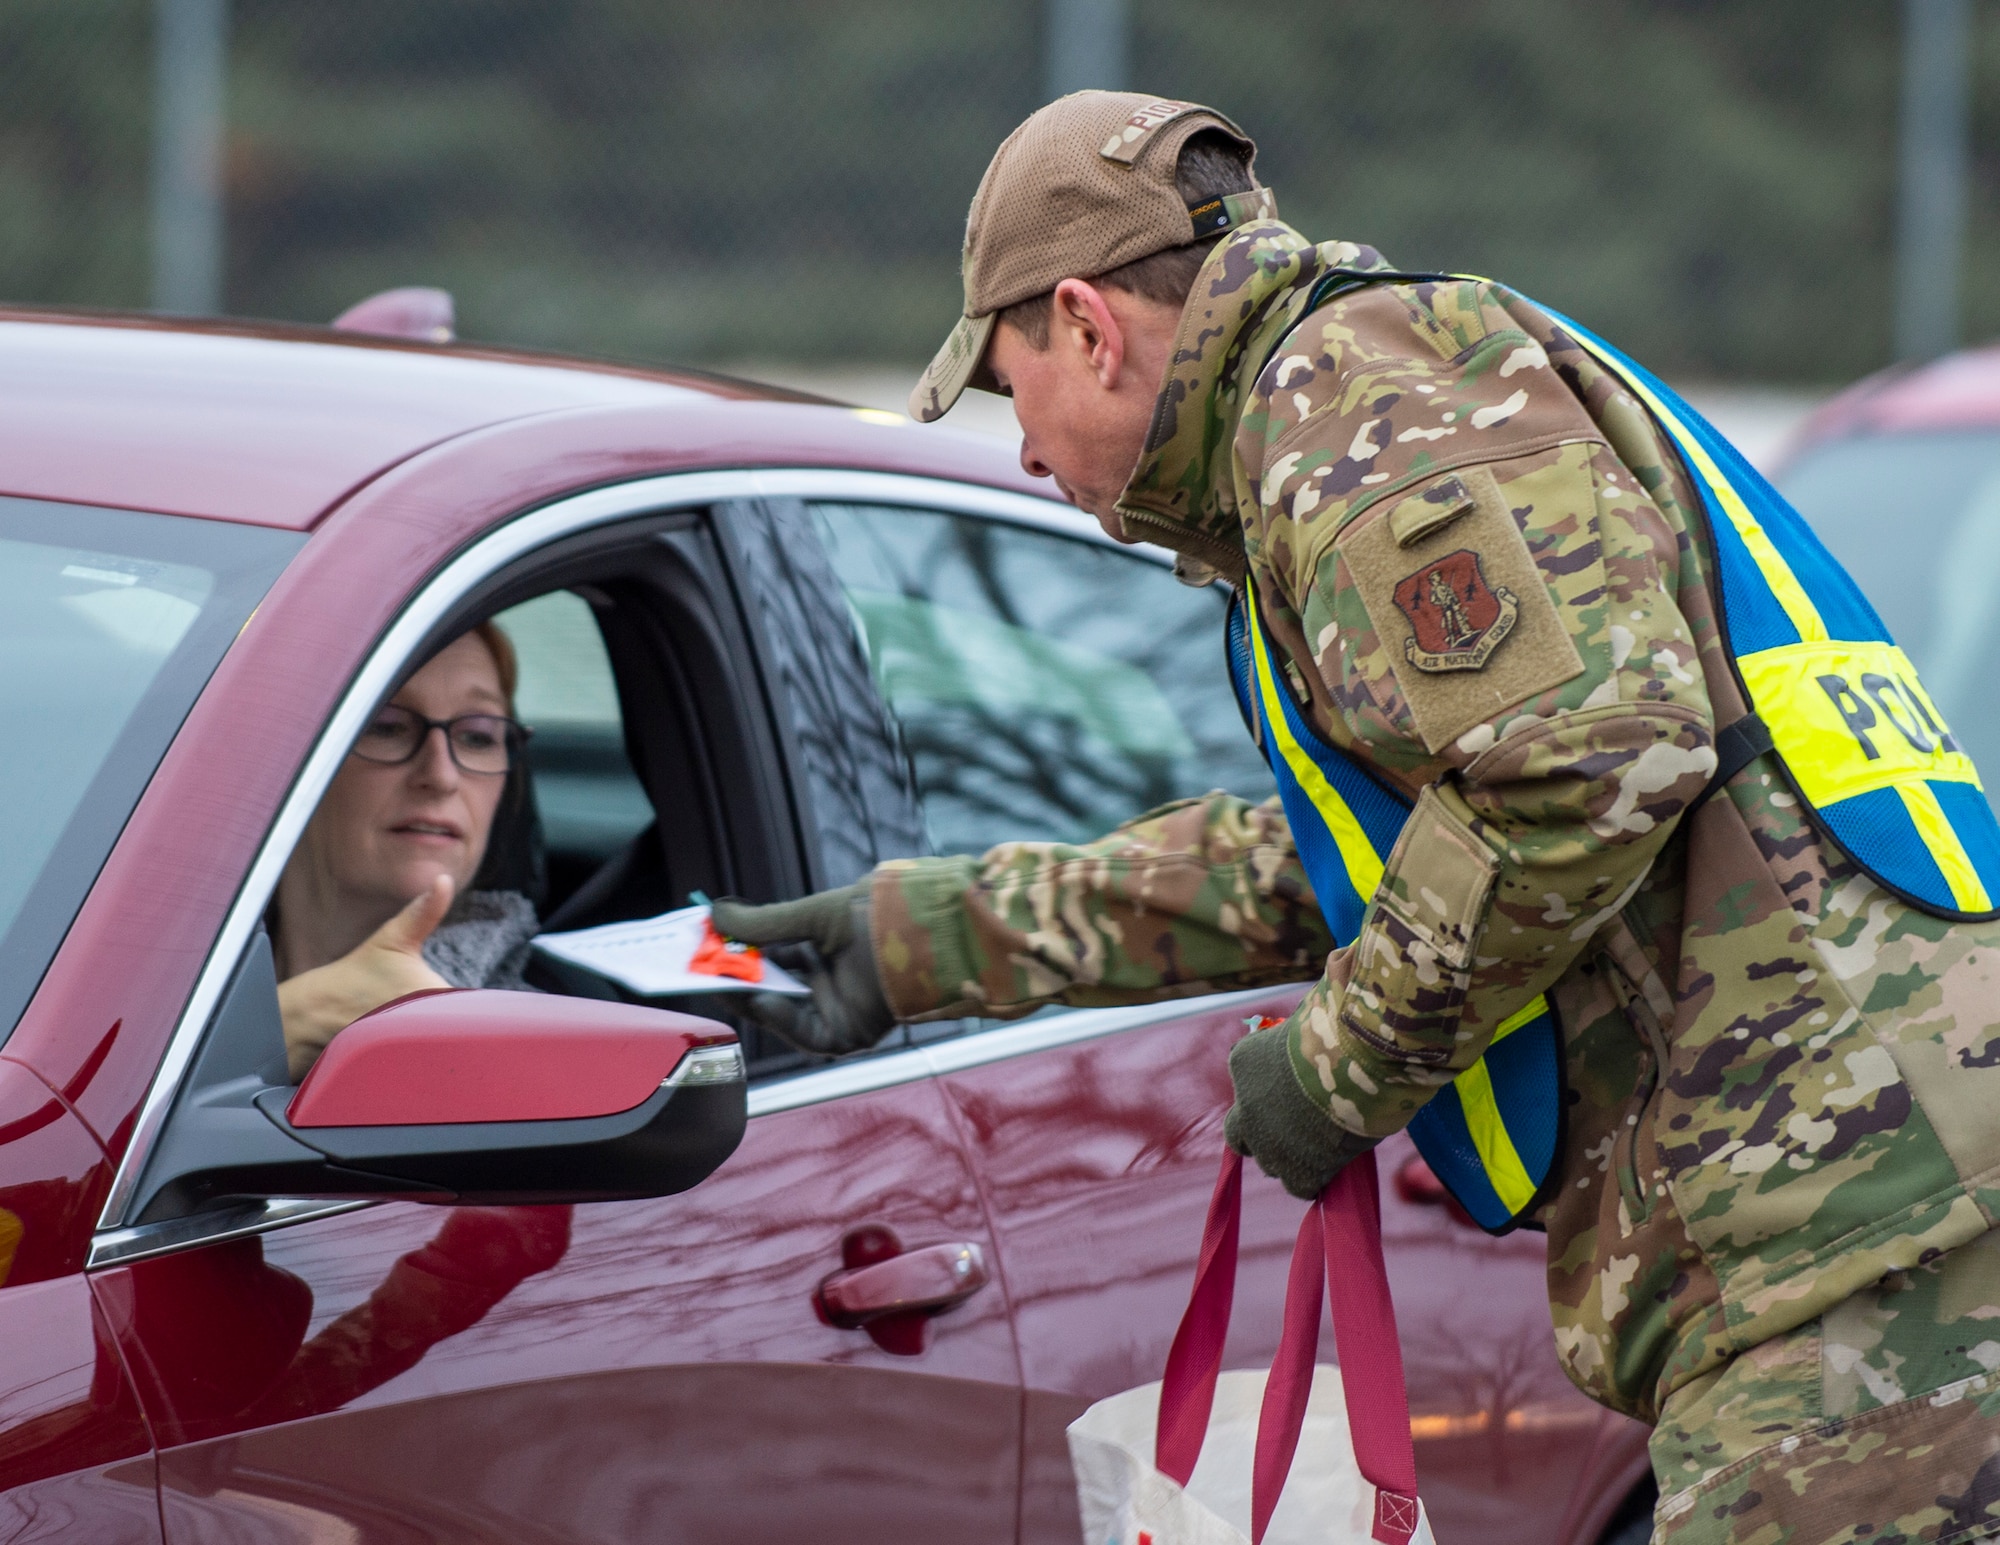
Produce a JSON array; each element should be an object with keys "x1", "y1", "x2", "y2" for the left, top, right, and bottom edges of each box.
[
  {"x1": 1436, "y1": 274, "x2": 1825, "y2": 644},
  {"x1": 1491, "y1": 996, "x2": 1550, "y2": 1044},
  {"x1": 1896, "y1": 782, "x2": 1992, "y2": 912},
  {"x1": 1449, "y1": 995, "x2": 1551, "y2": 1216},
  {"x1": 1452, "y1": 1056, "x2": 1539, "y2": 1215},
  {"x1": 1244, "y1": 578, "x2": 1386, "y2": 902},
  {"x1": 1563, "y1": 316, "x2": 1996, "y2": 916},
  {"x1": 1589, "y1": 354, "x2": 1828, "y2": 644},
  {"x1": 1244, "y1": 573, "x2": 1555, "y2": 1211},
  {"x1": 1735, "y1": 635, "x2": 1987, "y2": 904}
]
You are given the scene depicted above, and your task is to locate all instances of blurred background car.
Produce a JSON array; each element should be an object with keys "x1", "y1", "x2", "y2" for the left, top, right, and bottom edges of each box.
[{"x1": 1772, "y1": 346, "x2": 2000, "y2": 797}]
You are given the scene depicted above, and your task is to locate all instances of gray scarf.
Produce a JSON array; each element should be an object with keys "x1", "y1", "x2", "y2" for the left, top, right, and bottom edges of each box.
[{"x1": 422, "y1": 889, "x2": 542, "y2": 991}]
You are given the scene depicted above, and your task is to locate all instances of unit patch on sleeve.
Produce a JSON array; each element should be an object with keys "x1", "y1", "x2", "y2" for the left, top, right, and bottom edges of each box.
[
  {"x1": 1335, "y1": 465, "x2": 1585, "y2": 753},
  {"x1": 1392, "y1": 550, "x2": 1517, "y2": 672}
]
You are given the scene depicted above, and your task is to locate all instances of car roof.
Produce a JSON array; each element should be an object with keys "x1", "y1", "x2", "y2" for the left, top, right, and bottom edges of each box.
[
  {"x1": 0, "y1": 308, "x2": 1023, "y2": 530},
  {"x1": 1779, "y1": 341, "x2": 2000, "y2": 467}
]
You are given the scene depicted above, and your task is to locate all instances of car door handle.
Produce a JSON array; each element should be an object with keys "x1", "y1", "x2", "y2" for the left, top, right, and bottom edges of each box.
[{"x1": 816, "y1": 1240, "x2": 990, "y2": 1327}]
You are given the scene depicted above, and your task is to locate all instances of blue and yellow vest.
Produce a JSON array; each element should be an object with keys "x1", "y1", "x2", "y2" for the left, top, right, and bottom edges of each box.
[
  {"x1": 1225, "y1": 582, "x2": 1564, "y2": 1233},
  {"x1": 1226, "y1": 271, "x2": 2000, "y2": 1233}
]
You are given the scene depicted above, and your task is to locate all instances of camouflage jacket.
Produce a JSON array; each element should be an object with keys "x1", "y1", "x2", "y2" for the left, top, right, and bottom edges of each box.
[{"x1": 873, "y1": 222, "x2": 2000, "y2": 1423}]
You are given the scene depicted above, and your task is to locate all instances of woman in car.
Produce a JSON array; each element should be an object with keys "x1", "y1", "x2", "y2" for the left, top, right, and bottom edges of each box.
[{"x1": 272, "y1": 621, "x2": 539, "y2": 1078}]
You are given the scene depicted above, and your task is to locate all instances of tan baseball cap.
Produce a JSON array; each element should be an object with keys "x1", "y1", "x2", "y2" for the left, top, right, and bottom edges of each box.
[{"x1": 909, "y1": 91, "x2": 1276, "y2": 423}]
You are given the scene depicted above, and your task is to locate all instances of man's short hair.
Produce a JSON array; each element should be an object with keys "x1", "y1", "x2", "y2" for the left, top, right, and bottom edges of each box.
[{"x1": 995, "y1": 129, "x2": 1257, "y2": 349}]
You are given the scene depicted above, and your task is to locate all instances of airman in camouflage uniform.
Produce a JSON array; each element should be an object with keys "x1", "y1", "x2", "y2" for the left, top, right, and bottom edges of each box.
[{"x1": 717, "y1": 93, "x2": 2000, "y2": 1544}]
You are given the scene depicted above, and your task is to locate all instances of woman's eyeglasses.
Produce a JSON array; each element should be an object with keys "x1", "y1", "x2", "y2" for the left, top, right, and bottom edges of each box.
[{"x1": 350, "y1": 704, "x2": 529, "y2": 776}]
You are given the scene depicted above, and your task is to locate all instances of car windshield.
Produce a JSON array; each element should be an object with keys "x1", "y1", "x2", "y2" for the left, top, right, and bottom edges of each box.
[
  {"x1": 1773, "y1": 430, "x2": 2000, "y2": 805},
  {"x1": 0, "y1": 498, "x2": 300, "y2": 1041}
]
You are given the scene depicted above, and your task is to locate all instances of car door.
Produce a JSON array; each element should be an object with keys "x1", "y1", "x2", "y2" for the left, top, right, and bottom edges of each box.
[
  {"x1": 0, "y1": 1056, "x2": 161, "y2": 1545},
  {"x1": 86, "y1": 483, "x2": 1020, "y2": 1544},
  {"x1": 791, "y1": 482, "x2": 1650, "y2": 1545}
]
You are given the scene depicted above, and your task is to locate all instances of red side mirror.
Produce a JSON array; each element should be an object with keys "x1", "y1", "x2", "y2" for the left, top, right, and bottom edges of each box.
[
  {"x1": 131, "y1": 971, "x2": 745, "y2": 1225},
  {"x1": 255, "y1": 990, "x2": 745, "y2": 1206},
  {"x1": 288, "y1": 989, "x2": 734, "y2": 1128}
]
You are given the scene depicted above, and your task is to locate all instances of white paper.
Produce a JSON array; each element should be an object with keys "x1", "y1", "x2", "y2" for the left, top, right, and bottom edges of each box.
[{"x1": 532, "y1": 904, "x2": 810, "y2": 998}]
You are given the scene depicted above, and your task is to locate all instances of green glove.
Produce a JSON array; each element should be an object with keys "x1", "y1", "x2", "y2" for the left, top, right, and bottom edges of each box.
[
  {"x1": 710, "y1": 884, "x2": 895, "y2": 1056},
  {"x1": 1224, "y1": 1025, "x2": 1376, "y2": 1201}
]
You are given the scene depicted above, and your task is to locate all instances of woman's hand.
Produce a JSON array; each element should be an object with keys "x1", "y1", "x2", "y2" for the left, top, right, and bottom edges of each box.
[{"x1": 280, "y1": 875, "x2": 454, "y2": 1080}]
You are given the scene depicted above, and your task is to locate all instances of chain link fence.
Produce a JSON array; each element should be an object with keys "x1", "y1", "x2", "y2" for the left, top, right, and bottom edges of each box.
[{"x1": 2, "y1": 1, "x2": 1996, "y2": 380}]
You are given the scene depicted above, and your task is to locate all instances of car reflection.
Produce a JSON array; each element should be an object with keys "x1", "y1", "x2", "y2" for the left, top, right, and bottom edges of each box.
[{"x1": 122, "y1": 1205, "x2": 572, "y2": 1446}]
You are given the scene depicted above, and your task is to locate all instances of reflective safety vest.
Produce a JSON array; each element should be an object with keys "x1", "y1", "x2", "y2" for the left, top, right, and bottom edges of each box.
[
  {"x1": 1224, "y1": 271, "x2": 2000, "y2": 1232},
  {"x1": 1225, "y1": 580, "x2": 1564, "y2": 1234},
  {"x1": 1545, "y1": 306, "x2": 2000, "y2": 919}
]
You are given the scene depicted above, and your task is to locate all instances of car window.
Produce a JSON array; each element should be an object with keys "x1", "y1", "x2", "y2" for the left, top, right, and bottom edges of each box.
[
  {"x1": 0, "y1": 497, "x2": 300, "y2": 1042},
  {"x1": 1774, "y1": 430, "x2": 2000, "y2": 801},
  {"x1": 720, "y1": 497, "x2": 930, "y2": 889},
  {"x1": 808, "y1": 502, "x2": 1275, "y2": 857},
  {"x1": 490, "y1": 589, "x2": 653, "y2": 904}
]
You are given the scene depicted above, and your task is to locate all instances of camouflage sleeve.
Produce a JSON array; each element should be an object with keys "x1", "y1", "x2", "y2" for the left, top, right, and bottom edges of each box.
[
  {"x1": 1242, "y1": 278, "x2": 1719, "y2": 1139},
  {"x1": 867, "y1": 794, "x2": 1333, "y2": 1021}
]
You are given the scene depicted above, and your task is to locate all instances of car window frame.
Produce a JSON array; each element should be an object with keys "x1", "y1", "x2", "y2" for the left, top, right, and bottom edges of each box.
[{"x1": 90, "y1": 468, "x2": 1291, "y2": 1267}]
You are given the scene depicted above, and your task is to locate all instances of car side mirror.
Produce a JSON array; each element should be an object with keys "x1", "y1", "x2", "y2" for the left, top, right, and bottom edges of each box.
[{"x1": 127, "y1": 930, "x2": 745, "y2": 1225}]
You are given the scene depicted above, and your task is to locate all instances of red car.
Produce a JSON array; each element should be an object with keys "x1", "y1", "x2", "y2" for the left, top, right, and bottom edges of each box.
[{"x1": 0, "y1": 308, "x2": 1652, "y2": 1544}]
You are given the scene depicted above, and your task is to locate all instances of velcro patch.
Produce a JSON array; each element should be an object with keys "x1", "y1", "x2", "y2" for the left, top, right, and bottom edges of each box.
[
  {"x1": 1387, "y1": 474, "x2": 1477, "y2": 547},
  {"x1": 1337, "y1": 466, "x2": 1584, "y2": 752},
  {"x1": 1099, "y1": 100, "x2": 1197, "y2": 163},
  {"x1": 1378, "y1": 785, "x2": 1500, "y2": 970}
]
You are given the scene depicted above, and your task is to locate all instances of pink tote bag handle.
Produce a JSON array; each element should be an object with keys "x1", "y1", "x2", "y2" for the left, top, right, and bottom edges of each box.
[{"x1": 1154, "y1": 1148, "x2": 1421, "y2": 1545}]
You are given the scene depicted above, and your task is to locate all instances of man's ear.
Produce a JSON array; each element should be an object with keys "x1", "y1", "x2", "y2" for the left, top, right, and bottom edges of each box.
[{"x1": 1050, "y1": 278, "x2": 1125, "y2": 390}]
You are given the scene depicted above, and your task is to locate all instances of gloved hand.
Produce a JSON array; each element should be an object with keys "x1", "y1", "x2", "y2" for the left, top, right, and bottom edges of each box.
[
  {"x1": 1224, "y1": 1024, "x2": 1377, "y2": 1201},
  {"x1": 710, "y1": 883, "x2": 895, "y2": 1056}
]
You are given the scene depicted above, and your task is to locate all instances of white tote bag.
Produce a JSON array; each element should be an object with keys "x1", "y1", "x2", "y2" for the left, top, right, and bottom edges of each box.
[
  {"x1": 1066, "y1": 1150, "x2": 1436, "y2": 1545},
  {"x1": 1069, "y1": 1366, "x2": 1378, "y2": 1545}
]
